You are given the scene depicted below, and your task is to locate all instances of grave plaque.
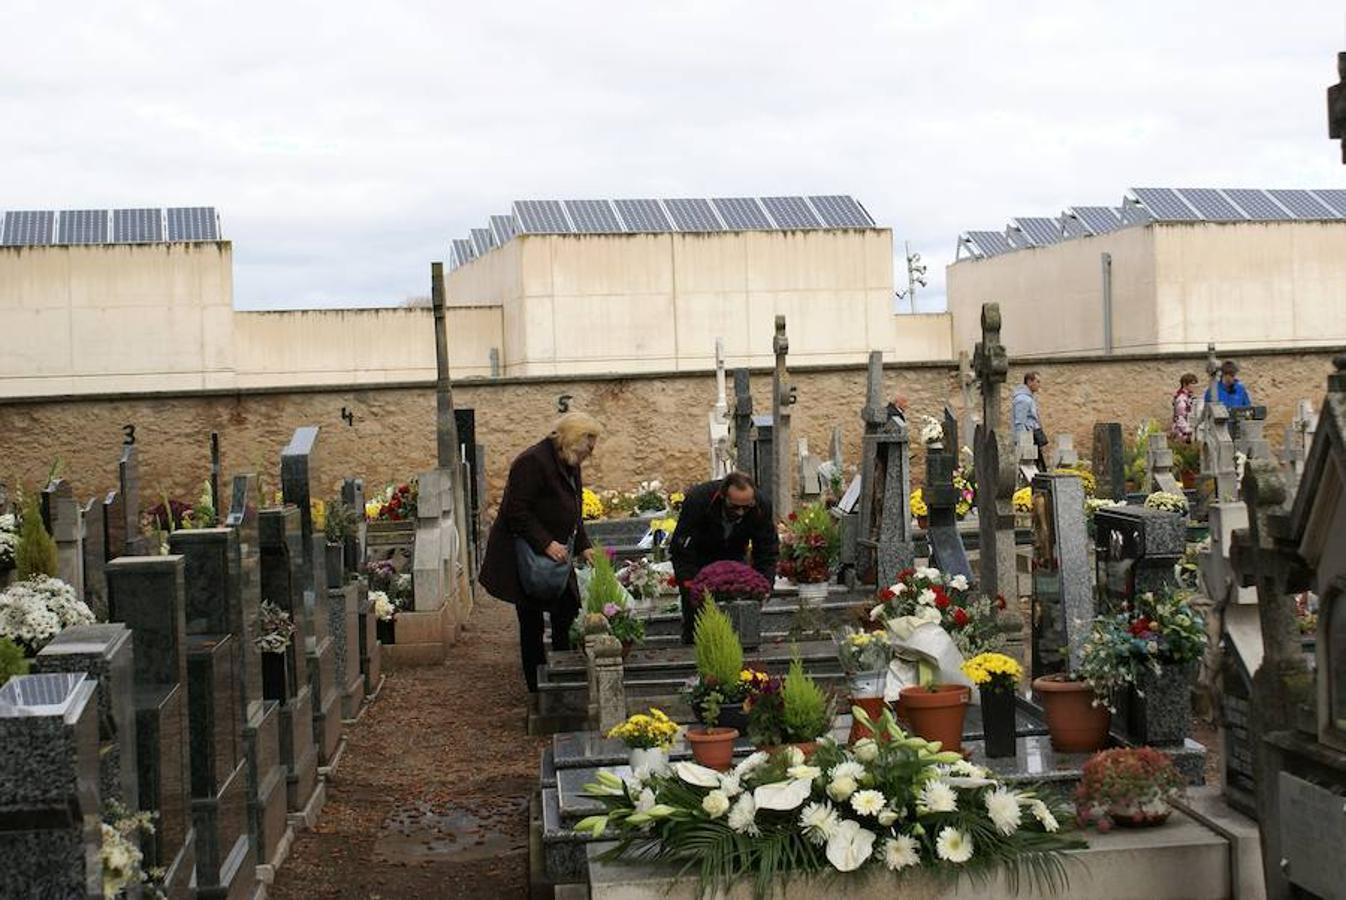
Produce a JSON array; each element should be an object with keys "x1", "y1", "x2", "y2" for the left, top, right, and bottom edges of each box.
[
  {"x1": 924, "y1": 442, "x2": 972, "y2": 582},
  {"x1": 1091, "y1": 422, "x2": 1126, "y2": 500},
  {"x1": 1220, "y1": 605, "x2": 1260, "y2": 819},
  {"x1": 1094, "y1": 505, "x2": 1184, "y2": 610},
  {"x1": 1277, "y1": 772, "x2": 1346, "y2": 899}
]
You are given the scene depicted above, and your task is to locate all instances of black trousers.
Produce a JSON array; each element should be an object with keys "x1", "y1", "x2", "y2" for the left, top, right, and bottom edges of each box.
[
  {"x1": 679, "y1": 587, "x2": 698, "y2": 645},
  {"x1": 516, "y1": 601, "x2": 579, "y2": 692}
]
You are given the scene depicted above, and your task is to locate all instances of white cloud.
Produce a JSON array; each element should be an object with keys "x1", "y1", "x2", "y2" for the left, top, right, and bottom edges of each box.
[{"x1": 3, "y1": 1, "x2": 1344, "y2": 311}]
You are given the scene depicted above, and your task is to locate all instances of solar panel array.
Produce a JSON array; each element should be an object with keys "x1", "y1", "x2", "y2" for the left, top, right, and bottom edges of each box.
[
  {"x1": 448, "y1": 195, "x2": 878, "y2": 268},
  {"x1": 958, "y1": 188, "x2": 1346, "y2": 261},
  {"x1": 0, "y1": 207, "x2": 218, "y2": 247}
]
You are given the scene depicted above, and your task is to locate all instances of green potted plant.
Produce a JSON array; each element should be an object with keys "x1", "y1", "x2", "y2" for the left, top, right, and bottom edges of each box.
[
  {"x1": 961, "y1": 652, "x2": 1022, "y2": 758},
  {"x1": 0, "y1": 637, "x2": 29, "y2": 686},
  {"x1": 745, "y1": 654, "x2": 834, "y2": 757},
  {"x1": 574, "y1": 548, "x2": 645, "y2": 658},
  {"x1": 1076, "y1": 747, "x2": 1184, "y2": 830},
  {"x1": 684, "y1": 601, "x2": 747, "y2": 769},
  {"x1": 322, "y1": 499, "x2": 360, "y2": 588}
]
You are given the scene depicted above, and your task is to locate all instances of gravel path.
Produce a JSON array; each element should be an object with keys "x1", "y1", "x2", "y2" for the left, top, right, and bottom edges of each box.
[{"x1": 270, "y1": 596, "x2": 543, "y2": 900}]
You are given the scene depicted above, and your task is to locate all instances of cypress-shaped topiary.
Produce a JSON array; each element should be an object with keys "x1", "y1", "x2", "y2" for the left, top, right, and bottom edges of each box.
[
  {"x1": 782, "y1": 653, "x2": 830, "y2": 742},
  {"x1": 583, "y1": 545, "x2": 626, "y2": 613},
  {"x1": 15, "y1": 491, "x2": 57, "y2": 580},
  {"x1": 693, "y1": 599, "x2": 744, "y2": 685}
]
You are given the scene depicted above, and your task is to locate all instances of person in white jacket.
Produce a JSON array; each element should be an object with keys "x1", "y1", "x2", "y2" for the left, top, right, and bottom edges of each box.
[{"x1": 1010, "y1": 372, "x2": 1046, "y2": 467}]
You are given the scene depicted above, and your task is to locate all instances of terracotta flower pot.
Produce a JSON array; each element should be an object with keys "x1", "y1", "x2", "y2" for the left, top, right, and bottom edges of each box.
[
  {"x1": 848, "y1": 696, "x2": 891, "y2": 744},
  {"x1": 899, "y1": 684, "x2": 970, "y2": 754},
  {"x1": 1033, "y1": 675, "x2": 1112, "y2": 753},
  {"x1": 686, "y1": 726, "x2": 738, "y2": 771}
]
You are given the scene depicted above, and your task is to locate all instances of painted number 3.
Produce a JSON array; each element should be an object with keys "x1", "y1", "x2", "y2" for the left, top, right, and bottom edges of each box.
[{"x1": 122, "y1": 424, "x2": 136, "y2": 446}]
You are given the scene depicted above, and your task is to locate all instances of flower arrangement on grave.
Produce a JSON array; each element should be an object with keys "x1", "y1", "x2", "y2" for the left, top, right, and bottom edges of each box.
[
  {"x1": 777, "y1": 503, "x2": 840, "y2": 585},
  {"x1": 1052, "y1": 463, "x2": 1097, "y2": 498},
  {"x1": 321, "y1": 500, "x2": 359, "y2": 544},
  {"x1": 1124, "y1": 419, "x2": 1163, "y2": 489},
  {"x1": 369, "y1": 590, "x2": 397, "y2": 623},
  {"x1": 919, "y1": 415, "x2": 944, "y2": 446},
  {"x1": 575, "y1": 706, "x2": 1081, "y2": 896},
  {"x1": 633, "y1": 480, "x2": 669, "y2": 513},
  {"x1": 1011, "y1": 487, "x2": 1032, "y2": 514},
  {"x1": 1075, "y1": 747, "x2": 1184, "y2": 830},
  {"x1": 0, "y1": 637, "x2": 30, "y2": 686},
  {"x1": 369, "y1": 481, "x2": 417, "y2": 521},
  {"x1": 1170, "y1": 441, "x2": 1200, "y2": 482},
  {"x1": 147, "y1": 494, "x2": 193, "y2": 531},
  {"x1": 961, "y1": 652, "x2": 1022, "y2": 758},
  {"x1": 1175, "y1": 538, "x2": 1207, "y2": 591},
  {"x1": 1083, "y1": 498, "x2": 1125, "y2": 521},
  {"x1": 669, "y1": 491, "x2": 686, "y2": 511},
  {"x1": 253, "y1": 600, "x2": 295, "y2": 653},
  {"x1": 817, "y1": 461, "x2": 846, "y2": 501},
  {"x1": 182, "y1": 479, "x2": 217, "y2": 528},
  {"x1": 599, "y1": 488, "x2": 637, "y2": 518},
  {"x1": 951, "y1": 468, "x2": 976, "y2": 518},
  {"x1": 0, "y1": 513, "x2": 16, "y2": 571},
  {"x1": 582, "y1": 487, "x2": 605, "y2": 520},
  {"x1": 101, "y1": 799, "x2": 161, "y2": 899},
  {"x1": 908, "y1": 488, "x2": 928, "y2": 519},
  {"x1": 1295, "y1": 592, "x2": 1318, "y2": 634},
  {"x1": 1076, "y1": 589, "x2": 1206, "y2": 712},
  {"x1": 837, "y1": 628, "x2": 895, "y2": 679},
  {"x1": 0, "y1": 575, "x2": 95, "y2": 656},
  {"x1": 685, "y1": 560, "x2": 771, "y2": 608},
  {"x1": 744, "y1": 655, "x2": 835, "y2": 751},
  {"x1": 366, "y1": 560, "x2": 413, "y2": 609},
  {"x1": 683, "y1": 601, "x2": 766, "y2": 727},
  {"x1": 1144, "y1": 491, "x2": 1188, "y2": 516},
  {"x1": 609, "y1": 707, "x2": 681, "y2": 750},
  {"x1": 869, "y1": 567, "x2": 1004, "y2": 658},
  {"x1": 15, "y1": 492, "x2": 57, "y2": 580},
  {"x1": 571, "y1": 546, "x2": 645, "y2": 653},
  {"x1": 617, "y1": 557, "x2": 666, "y2": 602}
]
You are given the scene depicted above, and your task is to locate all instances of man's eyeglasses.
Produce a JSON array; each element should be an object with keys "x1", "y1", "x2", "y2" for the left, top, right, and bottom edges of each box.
[{"x1": 726, "y1": 501, "x2": 756, "y2": 513}]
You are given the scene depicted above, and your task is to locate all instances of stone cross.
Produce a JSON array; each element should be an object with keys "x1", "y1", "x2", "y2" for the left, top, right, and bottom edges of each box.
[
  {"x1": 1091, "y1": 423, "x2": 1127, "y2": 501},
  {"x1": 857, "y1": 351, "x2": 888, "y2": 580},
  {"x1": 1195, "y1": 349, "x2": 1239, "y2": 516},
  {"x1": 971, "y1": 303, "x2": 1019, "y2": 612},
  {"x1": 732, "y1": 368, "x2": 753, "y2": 476},
  {"x1": 708, "y1": 338, "x2": 733, "y2": 479},
  {"x1": 43, "y1": 479, "x2": 85, "y2": 598},
  {"x1": 1282, "y1": 400, "x2": 1317, "y2": 474},
  {"x1": 432, "y1": 262, "x2": 472, "y2": 609},
  {"x1": 958, "y1": 350, "x2": 978, "y2": 459},
  {"x1": 771, "y1": 315, "x2": 796, "y2": 518},
  {"x1": 1029, "y1": 473, "x2": 1092, "y2": 677},
  {"x1": 1146, "y1": 433, "x2": 1182, "y2": 495},
  {"x1": 1050, "y1": 434, "x2": 1079, "y2": 468}
]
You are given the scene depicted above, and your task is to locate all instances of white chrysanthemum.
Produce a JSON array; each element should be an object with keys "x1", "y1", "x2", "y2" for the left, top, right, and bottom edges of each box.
[
  {"x1": 984, "y1": 789, "x2": 1022, "y2": 835},
  {"x1": 919, "y1": 780, "x2": 957, "y2": 813},
  {"x1": 734, "y1": 751, "x2": 769, "y2": 777},
  {"x1": 852, "y1": 738, "x2": 879, "y2": 763},
  {"x1": 949, "y1": 574, "x2": 969, "y2": 592},
  {"x1": 883, "y1": 834, "x2": 920, "y2": 871},
  {"x1": 702, "y1": 789, "x2": 730, "y2": 819},
  {"x1": 917, "y1": 588, "x2": 937, "y2": 606},
  {"x1": 850, "y1": 789, "x2": 886, "y2": 816},
  {"x1": 799, "y1": 801, "x2": 840, "y2": 845},
  {"x1": 717, "y1": 773, "x2": 742, "y2": 798},
  {"x1": 917, "y1": 567, "x2": 942, "y2": 582},
  {"x1": 936, "y1": 826, "x2": 974, "y2": 863},
  {"x1": 1027, "y1": 799, "x2": 1060, "y2": 832},
  {"x1": 727, "y1": 794, "x2": 758, "y2": 835},
  {"x1": 826, "y1": 775, "x2": 858, "y2": 802},
  {"x1": 830, "y1": 761, "x2": 866, "y2": 781},
  {"x1": 951, "y1": 759, "x2": 984, "y2": 777},
  {"x1": 787, "y1": 764, "x2": 822, "y2": 782}
]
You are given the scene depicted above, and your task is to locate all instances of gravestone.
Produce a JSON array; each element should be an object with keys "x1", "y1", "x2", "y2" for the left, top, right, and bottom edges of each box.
[
  {"x1": 33, "y1": 624, "x2": 139, "y2": 814},
  {"x1": 119, "y1": 444, "x2": 148, "y2": 556},
  {"x1": 103, "y1": 487, "x2": 126, "y2": 565},
  {"x1": 1200, "y1": 502, "x2": 1256, "y2": 606},
  {"x1": 454, "y1": 409, "x2": 480, "y2": 576},
  {"x1": 829, "y1": 426, "x2": 844, "y2": 470},
  {"x1": 106, "y1": 555, "x2": 197, "y2": 900},
  {"x1": 1094, "y1": 505, "x2": 1184, "y2": 610},
  {"x1": 708, "y1": 337, "x2": 733, "y2": 479},
  {"x1": 225, "y1": 476, "x2": 289, "y2": 870},
  {"x1": 1091, "y1": 422, "x2": 1126, "y2": 500},
  {"x1": 924, "y1": 440, "x2": 972, "y2": 581},
  {"x1": 971, "y1": 303, "x2": 1020, "y2": 617},
  {"x1": 329, "y1": 576, "x2": 365, "y2": 720},
  {"x1": 280, "y1": 426, "x2": 322, "y2": 628},
  {"x1": 1145, "y1": 433, "x2": 1182, "y2": 495},
  {"x1": 1219, "y1": 603, "x2": 1260, "y2": 818},
  {"x1": 43, "y1": 478, "x2": 86, "y2": 598},
  {"x1": 770, "y1": 315, "x2": 796, "y2": 519},
  {"x1": 1229, "y1": 406, "x2": 1273, "y2": 462},
  {"x1": 1194, "y1": 348, "x2": 1239, "y2": 518},
  {"x1": 1050, "y1": 434, "x2": 1079, "y2": 468},
  {"x1": 797, "y1": 437, "x2": 822, "y2": 499},
  {"x1": 258, "y1": 508, "x2": 320, "y2": 817},
  {"x1": 341, "y1": 477, "x2": 367, "y2": 575},
  {"x1": 80, "y1": 497, "x2": 107, "y2": 618},
  {"x1": 750, "y1": 415, "x2": 774, "y2": 497},
  {"x1": 413, "y1": 468, "x2": 453, "y2": 612},
  {"x1": 1016, "y1": 431, "x2": 1039, "y2": 488},
  {"x1": 1029, "y1": 474, "x2": 1092, "y2": 679},
  {"x1": 731, "y1": 369, "x2": 753, "y2": 475},
  {"x1": 0, "y1": 672, "x2": 101, "y2": 900},
  {"x1": 856, "y1": 352, "x2": 914, "y2": 586},
  {"x1": 957, "y1": 350, "x2": 978, "y2": 461}
]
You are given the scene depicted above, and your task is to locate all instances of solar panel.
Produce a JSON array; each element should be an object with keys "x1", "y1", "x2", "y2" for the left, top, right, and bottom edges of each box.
[
  {"x1": 1005, "y1": 227, "x2": 1032, "y2": 249},
  {"x1": 451, "y1": 239, "x2": 476, "y2": 267},
  {"x1": 113, "y1": 208, "x2": 162, "y2": 242},
  {"x1": 1130, "y1": 188, "x2": 1200, "y2": 221},
  {"x1": 965, "y1": 230, "x2": 1013, "y2": 257},
  {"x1": 1310, "y1": 189, "x2": 1346, "y2": 218},
  {"x1": 1267, "y1": 190, "x2": 1336, "y2": 219},
  {"x1": 564, "y1": 199, "x2": 623, "y2": 234},
  {"x1": 1176, "y1": 189, "x2": 1245, "y2": 222},
  {"x1": 165, "y1": 207, "x2": 219, "y2": 240},
  {"x1": 808, "y1": 195, "x2": 873, "y2": 227},
  {"x1": 57, "y1": 209, "x2": 108, "y2": 244},
  {"x1": 612, "y1": 199, "x2": 673, "y2": 233},
  {"x1": 470, "y1": 228, "x2": 496, "y2": 256},
  {"x1": 489, "y1": 214, "x2": 518, "y2": 246},
  {"x1": 1071, "y1": 206, "x2": 1123, "y2": 235},
  {"x1": 1011, "y1": 217, "x2": 1062, "y2": 246},
  {"x1": 663, "y1": 198, "x2": 723, "y2": 232},
  {"x1": 760, "y1": 196, "x2": 821, "y2": 229},
  {"x1": 711, "y1": 197, "x2": 773, "y2": 230},
  {"x1": 1221, "y1": 189, "x2": 1290, "y2": 220},
  {"x1": 1120, "y1": 203, "x2": 1152, "y2": 225},
  {"x1": 512, "y1": 200, "x2": 572, "y2": 234},
  {"x1": 1059, "y1": 214, "x2": 1091, "y2": 239},
  {"x1": 1, "y1": 210, "x2": 55, "y2": 245}
]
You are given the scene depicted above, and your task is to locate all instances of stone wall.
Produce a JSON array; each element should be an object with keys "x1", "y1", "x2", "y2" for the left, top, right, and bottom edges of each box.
[{"x1": 0, "y1": 347, "x2": 1338, "y2": 514}]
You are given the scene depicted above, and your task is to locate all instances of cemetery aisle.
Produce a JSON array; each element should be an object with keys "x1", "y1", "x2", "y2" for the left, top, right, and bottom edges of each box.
[{"x1": 269, "y1": 598, "x2": 544, "y2": 899}]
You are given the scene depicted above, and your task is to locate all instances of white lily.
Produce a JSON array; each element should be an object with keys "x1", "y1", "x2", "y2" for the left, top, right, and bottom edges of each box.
[
  {"x1": 825, "y1": 820, "x2": 877, "y2": 872},
  {"x1": 673, "y1": 761, "x2": 723, "y2": 788},
  {"x1": 754, "y1": 778, "x2": 814, "y2": 811}
]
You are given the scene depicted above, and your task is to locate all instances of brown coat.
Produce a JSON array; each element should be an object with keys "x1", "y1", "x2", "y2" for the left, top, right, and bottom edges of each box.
[{"x1": 479, "y1": 437, "x2": 591, "y2": 610}]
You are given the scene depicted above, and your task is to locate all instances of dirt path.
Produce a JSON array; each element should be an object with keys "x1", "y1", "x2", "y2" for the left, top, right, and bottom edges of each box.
[{"x1": 270, "y1": 597, "x2": 543, "y2": 900}]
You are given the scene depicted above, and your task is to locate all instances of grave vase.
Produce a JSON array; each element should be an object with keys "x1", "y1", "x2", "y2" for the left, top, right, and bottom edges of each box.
[
  {"x1": 795, "y1": 582, "x2": 829, "y2": 605},
  {"x1": 376, "y1": 617, "x2": 396, "y2": 645},
  {"x1": 1033, "y1": 675, "x2": 1111, "y2": 753},
  {"x1": 628, "y1": 746, "x2": 671, "y2": 779},
  {"x1": 979, "y1": 682, "x2": 1017, "y2": 758},
  {"x1": 1126, "y1": 662, "x2": 1195, "y2": 746},
  {"x1": 261, "y1": 651, "x2": 291, "y2": 702},
  {"x1": 325, "y1": 542, "x2": 344, "y2": 589}
]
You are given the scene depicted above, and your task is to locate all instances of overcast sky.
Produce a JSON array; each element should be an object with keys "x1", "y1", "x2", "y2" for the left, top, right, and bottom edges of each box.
[{"x1": 4, "y1": 1, "x2": 1345, "y2": 312}]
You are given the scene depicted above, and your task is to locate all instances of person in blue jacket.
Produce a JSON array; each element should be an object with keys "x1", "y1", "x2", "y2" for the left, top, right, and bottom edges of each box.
[{"x1": 1205, "y1": 360, "x2": 1252, "y2": 408}]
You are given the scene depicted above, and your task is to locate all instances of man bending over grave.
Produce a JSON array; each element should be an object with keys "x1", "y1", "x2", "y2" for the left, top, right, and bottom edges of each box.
[{"x1": 669, "y1": 472, "x2": 779, "y2": 644}]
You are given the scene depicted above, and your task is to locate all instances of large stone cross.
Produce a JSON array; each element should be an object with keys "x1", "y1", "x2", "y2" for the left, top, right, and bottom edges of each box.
[
  {"x1": 771, "y1": 315, "x2": 796, "y2": 518},
  {"x1": 708, "y1": 338, "x2": 732, "y2": 478},
  {"x1": 971, "y1": 303, "x2": 1019, "y2": 615}
]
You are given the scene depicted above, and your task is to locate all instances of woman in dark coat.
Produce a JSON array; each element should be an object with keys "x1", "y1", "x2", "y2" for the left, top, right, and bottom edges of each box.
[{"x1": 479, "y1": 412, "x2": 601, "y2": 691}]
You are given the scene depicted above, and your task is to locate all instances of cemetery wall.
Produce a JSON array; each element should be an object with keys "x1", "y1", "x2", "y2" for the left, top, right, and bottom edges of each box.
[
  {"x1": 0, "y1": 345, "x2": 1338, "y2": 517},
  {"x1": 947, "y1": 220, "x2": 1346, "y2": 357}
]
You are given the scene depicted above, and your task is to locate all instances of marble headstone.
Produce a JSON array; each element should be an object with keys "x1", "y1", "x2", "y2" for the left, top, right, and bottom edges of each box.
[
  {"x1": 1094, "y1": 505, "x2": 1184, "y2": 610},
  {"x1": 1091, "y1": 422, "x2": 1126, "y2": 500},
  {"x1": 1029, "y1": 473, "x2": 1092, "y2": 678}
]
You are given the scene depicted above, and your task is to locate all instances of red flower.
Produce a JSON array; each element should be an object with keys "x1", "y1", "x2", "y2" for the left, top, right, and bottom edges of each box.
[
  {"x1": 952, "y1": 608, "x2": 970, "y2": 628},
  {"x1": 787, "y1": 512, "x2": 798, "y2": 522},
  {"x1": 933, "y1": 587, "x2": 950, "y2": 609},
  {"x1": 996, "y1": 594, "x2": 1008, "y2": 610},
  {"x1": 665, "y1": 576, "x2": 679, "y2": 587},
  {"x1": 878, "y1": 587, "x2": 895, "y2": 602}
]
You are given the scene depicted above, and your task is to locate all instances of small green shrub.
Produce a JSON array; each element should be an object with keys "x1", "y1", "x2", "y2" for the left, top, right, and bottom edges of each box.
[
  {"x1": 693, "y1": 600, "x2": 743, "y2": 685},
  {"x1": 15, "y1": 491, "x2": 57, "y2": 580},
  {"x1": 0, "y1": 638, "x2": 29, "y2": 686},
  {"x1": 583, "y1": 546, "x2": 626, "y2": 613},
  {"x1": 781, "y1": 655, "x2": 830, "y2": 742}
]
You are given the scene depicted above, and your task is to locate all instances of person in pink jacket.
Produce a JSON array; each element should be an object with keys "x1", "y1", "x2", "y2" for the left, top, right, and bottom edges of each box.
[{"x1": 1170, "y1": 373, "x2": 1199, "y2": 443}]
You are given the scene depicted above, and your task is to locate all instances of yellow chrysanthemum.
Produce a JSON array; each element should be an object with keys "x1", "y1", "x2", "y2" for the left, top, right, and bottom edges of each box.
[
  {"x1": 1012, "y1": 487, "x2": 1032, "y2": 513},
  {"x1": 961, "y1": 652, "x2": 1023, "y2": 686}
]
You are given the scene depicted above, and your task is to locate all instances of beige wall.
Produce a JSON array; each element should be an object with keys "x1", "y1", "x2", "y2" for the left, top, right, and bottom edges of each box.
[
  {"x1": 0, "y1": 242, "x2": 236, "y2": 397},
  {"x1": 948, "y1": 221, "x2": 1346, "y2": 358}
]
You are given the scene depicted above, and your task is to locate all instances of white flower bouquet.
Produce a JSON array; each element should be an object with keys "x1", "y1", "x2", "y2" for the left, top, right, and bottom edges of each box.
[
  {"x1": 919, "y1": 416, "x2": 944, "y2": 446},
  {"x1": 0, "y1": 575, "x2": 95, "y2": 654},
  {"x1": 1083, "y1": 498, "x2": 1125, "y2": 521},
  {"x1": 1143, "y1": 491, "x2": 1188, "y2": 515},
  {"x1": 370, "y1": 590, "x2": 397, "y2": 623},
  {"x1": 576, "y1": 707, "x2": 1080, "y2": 896},
  {"x1": 0, "y1": 514, "x2": 17, "y2": 569}
]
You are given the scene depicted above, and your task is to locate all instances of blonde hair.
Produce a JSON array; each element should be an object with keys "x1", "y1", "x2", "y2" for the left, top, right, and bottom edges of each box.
[{"x1": 551, "y1": 411, "x2": 603, "y2": 465}]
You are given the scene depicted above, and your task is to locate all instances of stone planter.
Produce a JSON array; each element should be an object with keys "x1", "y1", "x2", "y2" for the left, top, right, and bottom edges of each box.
[
  {"x1": 724, "y1": 600, "x2": 762, "y2": 650},
  {"x1": 1126, "y1": 662, "x2": 1195, "y2": 746},
  {"x1": 899, "y1": 684, "x2": 970, "y2": 755},
  {"x1": 979, "y1": 683, "x2": 1017, "y2": 758}
]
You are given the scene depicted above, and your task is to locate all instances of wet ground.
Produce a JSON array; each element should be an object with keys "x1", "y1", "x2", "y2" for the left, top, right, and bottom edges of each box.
[{"x1": 269, "y1": 597, "x2": 544, "y2": 900}]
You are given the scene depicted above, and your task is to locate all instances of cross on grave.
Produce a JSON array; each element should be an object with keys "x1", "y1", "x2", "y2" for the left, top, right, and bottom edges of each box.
[
  {"x1": 1016, "y1": 431, "x2": 1039, "y2": 488},
  {"x1": 957, "y1": 350, "x2": 978, "y2": 461},
  {"x1": 1281, "y1": 400, "x2": 1317, "y2": 475},
  {"x1": 971, "y1": 303, "x2": 1020, "y2": 615},
  {"x1": 1230, "y1": 406, "x2": 1273, "y2": 462},
  {"x1": 1050, "y1": 434, "x2": 1079, "y2": 468},
  {"x1": 732, "y1": 368, "x2": 753, "y2": 475},
  {"x1": 1195, "y1": 347, "x2": 1240, "y2": 518},
  {"x1": 797, "y1": 437, "x2": 822, "y2": 498},
  {"x1": 1145, "y1": 433, "x2": 1182, "y2": 495},
  {"x1": 771, "y1": 315, "x2": 797, "y2": 519},
  {"x1": 856, "y1": 352, "x2": 915, "y2": 586},
  {"x1": 708, "y1": 338, "x2": 733, "y2": 479}
]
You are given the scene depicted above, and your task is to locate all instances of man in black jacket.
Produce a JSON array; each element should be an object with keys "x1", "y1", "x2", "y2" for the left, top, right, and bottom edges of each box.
[{"x1": 669, "y1": 472, "x2": 780, "y2": 644}]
